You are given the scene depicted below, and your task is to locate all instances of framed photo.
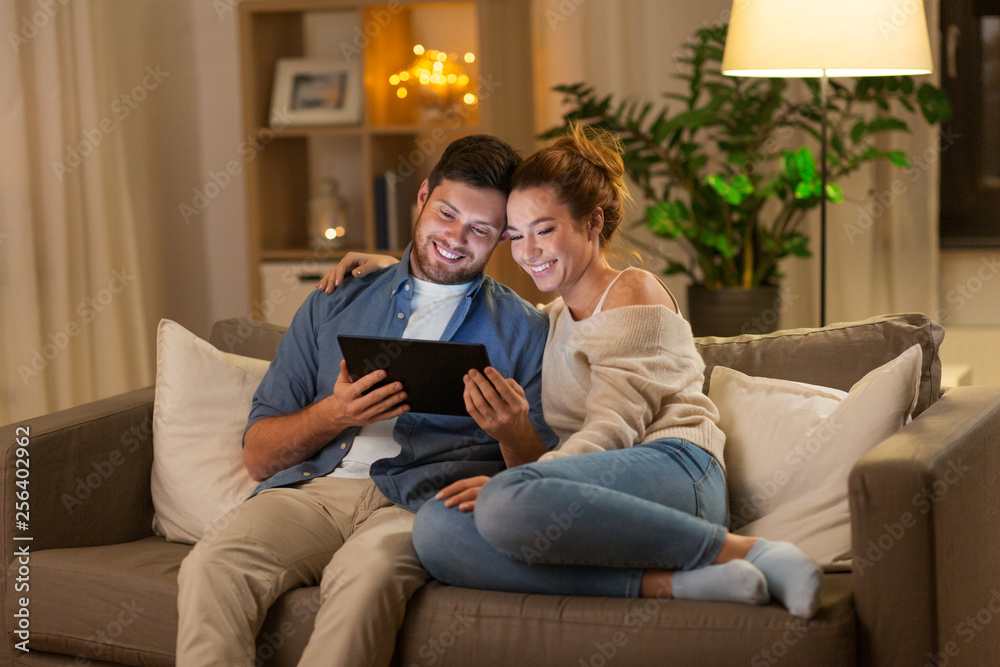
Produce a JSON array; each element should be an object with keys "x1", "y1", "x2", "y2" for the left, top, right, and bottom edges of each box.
[{"x1": 270, "y1": 58, "x2": 362, "y2": 128}]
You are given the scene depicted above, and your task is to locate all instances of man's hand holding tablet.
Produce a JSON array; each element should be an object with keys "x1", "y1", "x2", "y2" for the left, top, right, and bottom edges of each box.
[{"x1": 329, "y1": 359, "x2": 410, "y2": 426}]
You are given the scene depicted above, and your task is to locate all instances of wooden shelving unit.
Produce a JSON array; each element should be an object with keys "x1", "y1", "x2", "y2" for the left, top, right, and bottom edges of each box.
[{"x1": 238, "y1": 0, "x2": 544, "y2": 316}]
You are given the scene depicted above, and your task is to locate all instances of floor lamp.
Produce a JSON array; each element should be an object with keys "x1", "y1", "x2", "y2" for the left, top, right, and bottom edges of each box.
[{"x1": 720, "y1": 0, "x2": 933, "y2": 326}]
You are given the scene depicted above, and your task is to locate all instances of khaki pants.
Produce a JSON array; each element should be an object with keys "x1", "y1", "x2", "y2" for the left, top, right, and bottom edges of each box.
[{"x1": 175, "y1": 477, "x2": 428, "y2": 667}]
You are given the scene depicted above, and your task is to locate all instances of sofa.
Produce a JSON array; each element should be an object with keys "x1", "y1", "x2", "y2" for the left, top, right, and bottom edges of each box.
[{"x1": 3, "y1": 313, "x2": 999, "y2": 666}]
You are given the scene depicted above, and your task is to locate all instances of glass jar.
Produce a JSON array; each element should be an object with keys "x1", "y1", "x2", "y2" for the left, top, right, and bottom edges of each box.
[{"x1": 309, "y1": 178, "x2": 348, "y2": 250}]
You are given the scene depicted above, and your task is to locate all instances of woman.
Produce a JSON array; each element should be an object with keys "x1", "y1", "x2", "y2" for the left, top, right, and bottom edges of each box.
[{"x1": 317, "y1": 126, "x2": 821, "y2": 617}]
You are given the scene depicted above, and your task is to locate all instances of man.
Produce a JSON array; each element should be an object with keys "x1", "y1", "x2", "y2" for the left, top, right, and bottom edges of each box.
[{"x1": 176, "y1": 135, "x2": 555, "y2": 666}]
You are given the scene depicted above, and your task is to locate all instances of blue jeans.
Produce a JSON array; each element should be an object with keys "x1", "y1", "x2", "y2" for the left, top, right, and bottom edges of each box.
[{"x1": 412, "y1": 439, "x2": 728, "y2": 598}]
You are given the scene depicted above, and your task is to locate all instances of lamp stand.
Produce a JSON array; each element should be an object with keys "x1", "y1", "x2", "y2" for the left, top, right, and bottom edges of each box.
[{"x1": 819, "y1": 73, "x2": 829, "y2": 327}]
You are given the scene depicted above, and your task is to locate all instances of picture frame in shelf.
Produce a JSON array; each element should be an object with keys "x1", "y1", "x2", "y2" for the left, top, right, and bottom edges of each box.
[{"x1": 270, "y1": 58, "x2": 362, "y2": 128}]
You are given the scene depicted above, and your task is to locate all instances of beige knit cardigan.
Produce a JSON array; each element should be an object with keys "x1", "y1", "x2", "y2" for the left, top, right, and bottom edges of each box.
[{"x1": 538, "y1": 297, "x2": 726, "y2": 468}]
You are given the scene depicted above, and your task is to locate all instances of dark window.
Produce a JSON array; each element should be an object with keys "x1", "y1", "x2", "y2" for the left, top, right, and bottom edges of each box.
[{"x1": 940, "y1": 0, "x2": 1000, "y2": 247}]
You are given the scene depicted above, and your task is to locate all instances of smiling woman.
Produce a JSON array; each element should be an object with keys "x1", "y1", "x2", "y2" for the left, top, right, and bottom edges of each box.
[{"x1": 410, "y1": 125, "x2": 821, "y2": 618}]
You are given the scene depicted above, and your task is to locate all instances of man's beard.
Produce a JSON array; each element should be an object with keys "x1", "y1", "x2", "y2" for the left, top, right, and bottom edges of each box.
[{"x1": 411, "y1": 236, "x2": 487, "y2": 285}]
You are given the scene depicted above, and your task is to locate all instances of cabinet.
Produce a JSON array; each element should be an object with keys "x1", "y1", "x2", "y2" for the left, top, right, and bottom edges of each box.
[{"x1": 238, "y1": 0, "x2": 544, "y2": 324}]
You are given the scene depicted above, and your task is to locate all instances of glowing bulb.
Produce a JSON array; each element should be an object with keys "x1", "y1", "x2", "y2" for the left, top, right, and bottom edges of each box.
[
  {"x1": 464, "y1": 52, "x2": 475, "y2": 63},
  {"x1": 436, "y1": 52, "x2": 447, "y2": 62},
  {"x1": 420, "y1": 74, "x2": 430, "y2": 85},
  {"x1": 458, "y1": 75, "x2": 469, "y2": 86},
  {"x1": 396, "y1": 87, "x2": 407, "y2": 99},
  {"x1": 399, "y1": 71, "x2": 409, "y2": 81},
  {"x1": 447, "y1": 74, "x2": 457, "y2": 84},
  {"x1": 324, "y1": 228, "x2": 337, "y2": 240},
  {"x1": 433, "y1": 61, "x2": 443, "y2": 72},
  {"x1": 413, "y1": 44, "x2": 424, "y2": 55},
  {"x1": 389, "y1": 74, "x2": 400, "y2": 85},
  {"x1": 463, "y1": 93, "x2": 476, "y2": 105}
]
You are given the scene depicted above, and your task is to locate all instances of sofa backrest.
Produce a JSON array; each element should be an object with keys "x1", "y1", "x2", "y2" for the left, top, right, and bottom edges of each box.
[
  {"x1": 695, "y1": 313, "x2": 943, "y2": 416},
  {"x1": 210, "y1": 318, "x2": 287, "y2": 361},
  {"x1": 211, "y1": 311, "x2": 944, "y2": 418}
]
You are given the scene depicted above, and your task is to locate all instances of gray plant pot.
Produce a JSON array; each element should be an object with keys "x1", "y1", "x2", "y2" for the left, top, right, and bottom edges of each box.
[{"x1": 687, "y1": 284, "x2": 783, "y2": 338}]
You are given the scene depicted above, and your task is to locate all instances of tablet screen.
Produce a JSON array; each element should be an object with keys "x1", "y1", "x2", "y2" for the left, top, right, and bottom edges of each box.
[{"x1": 337, "y1": 335, "x2": 492, "y2": 416}]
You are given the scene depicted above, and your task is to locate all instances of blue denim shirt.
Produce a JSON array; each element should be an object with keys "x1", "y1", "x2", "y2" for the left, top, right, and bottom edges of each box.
[{"x1": 245, "y1": 246, "x2": 556, "y2": 511}]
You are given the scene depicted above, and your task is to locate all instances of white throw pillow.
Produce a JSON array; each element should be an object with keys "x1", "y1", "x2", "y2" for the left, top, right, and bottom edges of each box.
[
  {"x1": 709, "y1": 344, "x2": 922, "y2": 568},
  {"x1": 151, "y1": 319, "x2": 269, "y2": 544}
]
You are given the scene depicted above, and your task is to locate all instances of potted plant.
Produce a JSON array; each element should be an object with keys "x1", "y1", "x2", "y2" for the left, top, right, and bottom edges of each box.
[{"x1": 542, "y1": 25, "x2": 951, "y2": 336}]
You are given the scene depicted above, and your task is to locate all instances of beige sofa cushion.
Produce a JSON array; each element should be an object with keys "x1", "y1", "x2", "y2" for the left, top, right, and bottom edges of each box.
[
  {"x1": 695, "y1": 313, "x2": 943, "y2": 416},
  {"x1": 21, "y1": 537, "x2": 321, "y2": 667},
  {"x1": 151, "y1": 319, "x2": 267, "y2": 544},
  {"x1": 398, "y1": 577, "x2": 856, "y2": 666},
  {"x1": 711, "y1": 345, "x2": 923, "y2": 566},
  {"x1": 23, "y1": 537, "x2": 855, "y2": 666}
]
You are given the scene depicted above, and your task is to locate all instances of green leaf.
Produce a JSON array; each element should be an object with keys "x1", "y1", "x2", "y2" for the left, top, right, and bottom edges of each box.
[
  {"x1": 781, "y1": 151, "x2": 798, "y2": 180},
  {"x1": 855, "y1": 78, "x2": 873, "y2": 100},
  {"x1": 664, "y1": 261, "x2": 690, "y2": 276},
  {"x1": 785, "y1": 232, "x2": 812, "y2": 257},
  {"x1": 831, "y1": 134, "x2": 845, "y2": 155},
  {"x1": 651, "y1": 113, "x2": 671, "y2": 143},
  {"x1": 888, "y1": 150, "x2": 911, "y2": 168},
  {"x1": 794, "y1": 147, "x2": 816, "y2": 181},
  {"x1": 850, "y1": 120, "x2": 867, "y2": 144},
  {"x1": 689, "y1": 154, "x2": 709, "y2": 172},
  {"x1": 918, "y1": 84, "x2": 953, "y2": 124},
  {"x1": 732, "y1": 173, "x2": 754, "y2": 196},
  {"x1": 867, "y1": 117, "x2": 909, "y2": 134},
  {"x1": 825, "y1": 183, "x2": 844, "y2": 202},
  {"x1": 794, "y1": 181, "x2": 814, "y2": 199},
  {"x1": 727, "y1": 151, "x2": 750, "y2": 165}
]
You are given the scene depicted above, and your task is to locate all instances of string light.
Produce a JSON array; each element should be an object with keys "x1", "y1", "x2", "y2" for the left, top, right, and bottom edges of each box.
[{"x1": 390, "y1": 46, "x2": 477, "y2": 111}]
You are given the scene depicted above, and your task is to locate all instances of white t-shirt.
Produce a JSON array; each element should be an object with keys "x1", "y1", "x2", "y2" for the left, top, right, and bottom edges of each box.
[{"x1": 328, "y1": 276, "x2": 472, "y2": 479}]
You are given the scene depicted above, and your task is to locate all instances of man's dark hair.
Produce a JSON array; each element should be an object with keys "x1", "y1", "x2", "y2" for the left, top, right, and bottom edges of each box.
[{"x1": 426, "y1": 134, "x2": 522, "y2": 197}]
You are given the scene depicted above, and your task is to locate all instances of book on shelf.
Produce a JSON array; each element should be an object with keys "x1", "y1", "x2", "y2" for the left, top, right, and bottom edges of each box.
[
  {"x1": 373, "y1": 174, "x2": 388, "y2": 250},
  {"x1": 385, "y1": 170, "x2": 413, "y2": 250},
  {"x1": 374, "y1": 170, "x2": 414, "y2": 251}
]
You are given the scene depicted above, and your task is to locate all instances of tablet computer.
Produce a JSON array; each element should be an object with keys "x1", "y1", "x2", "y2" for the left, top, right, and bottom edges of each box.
[{"x1": 337, "y1": 335, "x2": 492, "y2": 416}]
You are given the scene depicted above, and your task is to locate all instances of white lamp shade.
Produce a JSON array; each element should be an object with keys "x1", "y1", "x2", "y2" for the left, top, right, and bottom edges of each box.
[{"x1": 721, "y1": 0, "x2": 933, "y2": 77}]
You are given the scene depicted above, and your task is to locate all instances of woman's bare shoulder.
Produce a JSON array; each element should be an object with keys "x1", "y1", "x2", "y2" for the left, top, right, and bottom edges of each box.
[{"x1": 602, "y1": 269, "x2": 678, "y2": 314}]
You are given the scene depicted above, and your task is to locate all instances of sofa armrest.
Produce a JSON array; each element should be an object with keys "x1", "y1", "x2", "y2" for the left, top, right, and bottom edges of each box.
[
  {"x1": 849, "y1": 386, "x2": 1000, "y2": 667},
  {"x1": 1, "y1": 387, "x2": 156, "y2": 554}
]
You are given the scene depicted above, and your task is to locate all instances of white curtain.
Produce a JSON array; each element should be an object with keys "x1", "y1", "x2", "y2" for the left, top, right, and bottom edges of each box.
[
  {"x1": 0, "y1": 0, "x2": 152, "y2": 424},
  {"x1": 532, "y1": 0, "x2": 943, "y2": 328}
]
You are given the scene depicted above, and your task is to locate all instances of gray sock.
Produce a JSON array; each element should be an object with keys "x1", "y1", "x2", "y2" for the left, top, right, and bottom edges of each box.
[
  {"x1": 671, "y1": 560, "x2": 770, "y2": 604},
  {"x1": 745, "y1": 539, "x2": 821, "y2": 618}
]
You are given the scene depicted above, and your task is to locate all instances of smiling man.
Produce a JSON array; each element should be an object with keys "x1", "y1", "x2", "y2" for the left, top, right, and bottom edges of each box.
[{"x1": 174, "y1": 135, "x2": 555, "y2": 667}]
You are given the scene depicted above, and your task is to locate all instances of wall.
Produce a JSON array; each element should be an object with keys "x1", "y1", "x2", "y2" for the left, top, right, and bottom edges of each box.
[
  {"x1": 938, "y1": 249, "x2": 1000, "y2": 385},
  {"x1": 123, "y1": 0, "x2": 250, "y2": 350}
]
